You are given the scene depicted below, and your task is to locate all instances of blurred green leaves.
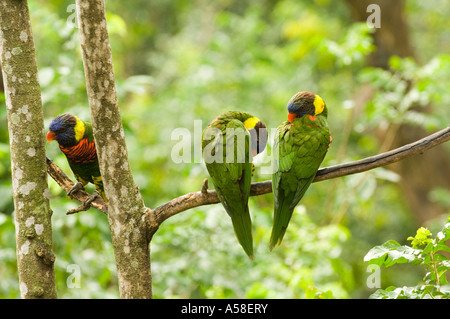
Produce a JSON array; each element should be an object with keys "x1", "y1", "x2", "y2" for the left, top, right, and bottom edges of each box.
[
  {"x1": 357, "y1": 54, "x2": 450, "y2": 131},
  {"x1": 1, "y1": 0, "x2": 449, "y2": 299},
  {"x1": 152, "y1": 204, "x2": 352, "y2": 298},
  {"x1": 322, "y1": 23, "x2": 375, "y2": 68},
  {"x1": 365, "y1": 219, "x2": 450, "y2": 299}
]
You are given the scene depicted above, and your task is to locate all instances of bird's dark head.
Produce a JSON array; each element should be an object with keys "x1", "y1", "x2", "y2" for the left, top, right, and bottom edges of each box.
[
  {"x1": 47, "y1": 114, "x2": 85, "y2": 147},
  {"x1": 243, "y1": 117, "x2": 268, "y2": 156},
  {"x1": 287, "y1": 91, "x2": 327, "y2": 123}
]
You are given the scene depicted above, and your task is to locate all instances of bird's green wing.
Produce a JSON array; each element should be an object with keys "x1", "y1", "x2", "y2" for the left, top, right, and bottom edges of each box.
[
  {"x1": 224, "y1": 119, "x2": 252, "y2": 200},
  {"x1": 223, "y1": 119, "x2": 254, "y2": 259},
  {"x1": 83, "y1": 121, "x2": 95, "y2": 142},
  {"x1": 271, "y1": 122, "x2": 297, "y2": 250},
  {"x1": 288, "y1": 127, "x2": 329, "y2": 209},
  {"x1": 270, "y1": 118, "x2": 330, "y2": 250},
  {"x1": 272, "y1": 122, "x2": 292, "y2": 210},
  {"x1": 202, "y1": 118, "x2": 254, "y2": 259}
]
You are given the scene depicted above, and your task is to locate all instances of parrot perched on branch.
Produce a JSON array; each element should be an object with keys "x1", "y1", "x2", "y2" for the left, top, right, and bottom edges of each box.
[
  {"x1": 47, "y1": 113, "x2": 106, "y2": 202},
  {"x1": 202, "y1": 111, "x2": 268, "y2": 260},
  {"x1": 270, "y1": 91, "x2": 331, "y2": 251}
]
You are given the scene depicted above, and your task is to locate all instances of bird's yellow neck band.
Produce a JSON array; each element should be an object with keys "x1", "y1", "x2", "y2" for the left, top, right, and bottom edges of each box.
[
  {"x1": 313, "y1": 95, "x2": 325, "y2": 115},
  {"x1": 74, "y1": 117, "x2": 85, "y2": 142},
  {"x1": 243, "y1": 117, "x2": 260, "y2": 130}
]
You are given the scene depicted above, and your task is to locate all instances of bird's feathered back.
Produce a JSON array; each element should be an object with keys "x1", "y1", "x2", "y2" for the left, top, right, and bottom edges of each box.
[
  {"x1": 270, "y1": 92, "x2": 331, "y2": 250},
  {"x1": 202, "y1": 111, "x2": 267, "y2": 260}
]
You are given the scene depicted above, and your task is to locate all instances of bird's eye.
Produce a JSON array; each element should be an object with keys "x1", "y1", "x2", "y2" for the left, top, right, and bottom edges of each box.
[{"x1": 59, "y1": 127, "x2": 67, "y2": 133}]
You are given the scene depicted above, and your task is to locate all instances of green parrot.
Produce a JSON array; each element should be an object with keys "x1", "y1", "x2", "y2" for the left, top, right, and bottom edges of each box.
[
  {"x1": 270, "y1": 91, "x2": 331, "y2": 250},
  {"x1": 202, "y1": 111, "x2": 268, "y2": 260},
  {"x1": 47, "y1": 113, "x2": 106, "y2": 202}
]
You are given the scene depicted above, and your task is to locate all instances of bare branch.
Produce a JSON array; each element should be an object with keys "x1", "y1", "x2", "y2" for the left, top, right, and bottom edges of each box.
[
  {"x1": 46, "y1": 157, "x2": 108, "y2": 214},
  {"x1": 201, "y1": 178, "x2": 209, "y2": 194},
  {"x1": 313, "y1": 125, "x2": 450, "y2": 182},
  {"x1": 153, "y1": 125, "x2": 450, "y2": 224}
]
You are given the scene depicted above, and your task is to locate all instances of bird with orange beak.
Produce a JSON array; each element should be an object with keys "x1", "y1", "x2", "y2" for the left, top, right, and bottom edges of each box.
[
  {"x1": 270, "y1": 91, "x2": 331, "y2": 250},
  {"x1": 47, "y1": 114, "x2": 106, "y2": 203}
]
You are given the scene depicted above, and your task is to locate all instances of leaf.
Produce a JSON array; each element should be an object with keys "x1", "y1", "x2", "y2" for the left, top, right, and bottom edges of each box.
[
  {"x1": 407, "y1": 227, "x2": 433, "y2": 248},
  {"x1": 437, "y1": 222, "x2": 450, "y2": 241},
  {"x1": 423, "y1": 243, "x2": 450, "y2": 255},
  {"x1": 364, "y1": 240, "x2": 422, "y2": 268},
  {"x1": 369, "y1": 285, "x2": 435, "y2": 299},
  {"x1": 437, "y1": 266, "x2": 449, "y2": 285},
  {"x1": 434, "y1": 243, "x2": 450, "y2": 252},
  {"x1": 305, "y1": 287, "x2": 334, "y2": 299},
  {"x1": 369, "y1": 286, "x2": 410, "y2": 299},
  {"x1": 364, "y1": 240, "x2": 400, "y2": 265}
]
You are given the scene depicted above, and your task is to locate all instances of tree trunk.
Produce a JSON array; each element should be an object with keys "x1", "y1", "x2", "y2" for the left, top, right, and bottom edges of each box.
[
  {"x1": 345, "y1": 0, "x2": 450, "y2": 224},
  {"x1": 0, "y1": 0, "x2": 57, "y2": 298},
  {"x1": 75, "y1": 0, "x2": 153, "y2": 298}
]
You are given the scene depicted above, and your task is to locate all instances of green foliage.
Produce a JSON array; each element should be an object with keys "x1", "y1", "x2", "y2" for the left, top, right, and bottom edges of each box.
[
  {"x1": 407, "y1": 227, "x2": 433, "y2": 248},
  {"x1": 357, "y1": 54, "x2": 450, "y2": 132},
  {"x1": 321, "y1": 22, "x2": 375, "y2": 68},
  {"x1": 365, "y1": 218, "x2": 450, "y2": 299},
  {"x1": 305, "y1": 287, "x2": 334, "y2": 299},
  {"x1": 1, "y1": 0, "x2": 449, "y2": 298},
  {"x1": 151, "y1": 204, "x2": 352, "y2": 298}
]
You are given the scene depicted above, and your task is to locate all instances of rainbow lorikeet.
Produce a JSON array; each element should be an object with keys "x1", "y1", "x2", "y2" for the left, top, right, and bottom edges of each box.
[
  {"x1": 202, "y1": 111, "x2": 268, "y2": 260},
  {"x1": 47, "y1": 113, "x2": 106, "y2": 202},
  {"x1": 270, "y1": 92, "x2": 331, "y2": 250}
]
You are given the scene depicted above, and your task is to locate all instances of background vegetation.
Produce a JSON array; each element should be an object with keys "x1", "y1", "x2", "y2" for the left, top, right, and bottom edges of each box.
[{"x1": 1, "y1": 0, "x2": 449, "y2": 298}]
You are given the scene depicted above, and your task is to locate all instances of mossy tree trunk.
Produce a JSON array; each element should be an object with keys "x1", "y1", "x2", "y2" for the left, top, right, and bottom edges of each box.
[
  {"x1": 0, "y1": 0, "x2": 57, "y2": 298},
  {"x1": 75, "y1": 0, "x2": 153, "y2": 298}
]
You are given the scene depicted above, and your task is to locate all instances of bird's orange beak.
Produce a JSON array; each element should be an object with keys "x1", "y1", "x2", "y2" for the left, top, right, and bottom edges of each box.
[
  {"x1": 288, "y1": 113, "x2": 296, "y2": 123},
  {"x1": 46, "y1": 131, "x2": 57, "y2": 143}
]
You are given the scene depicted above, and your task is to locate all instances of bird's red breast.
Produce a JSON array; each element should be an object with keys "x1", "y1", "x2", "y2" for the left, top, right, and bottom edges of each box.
[{"x1": 59, "y1": 138, "x2": 97, "y2": 163}]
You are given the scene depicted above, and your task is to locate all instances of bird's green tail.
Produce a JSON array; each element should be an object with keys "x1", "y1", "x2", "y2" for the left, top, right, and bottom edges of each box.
[
  {"x1": 230, "y1": 209, "x2": 254, "y2": 260},
  {"x1": 269, "y1": 191, "x2": 295, "y2": 251},
  {"x1": 219, "y1": 192, "x2": 254, "y2": 260}
]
